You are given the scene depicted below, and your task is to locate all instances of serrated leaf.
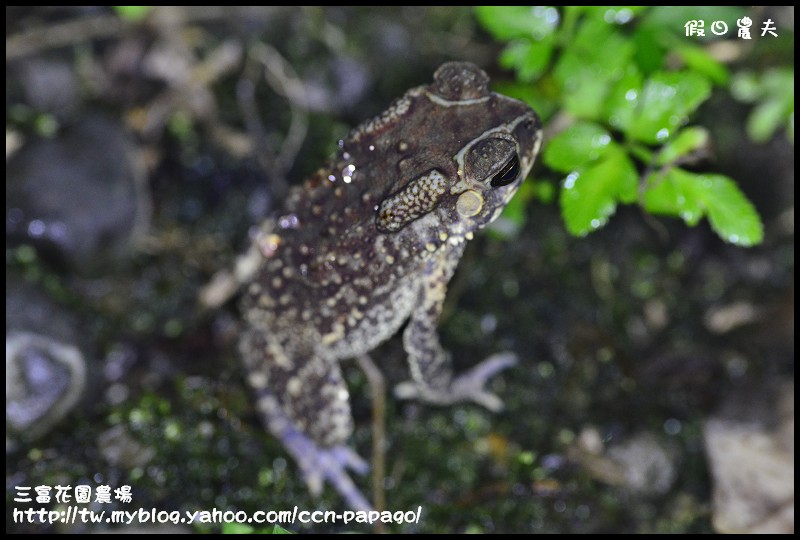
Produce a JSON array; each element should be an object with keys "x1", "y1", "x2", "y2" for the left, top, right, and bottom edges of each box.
[
  {"x1": 643, "y1": 169, "x2": 704, "y2": 225},
  {"x1": 702, "y1": 175, "x2": 763, "y2": 246},
  {"x1": 655, "y1": 127, "x2": 710, "y2": 165},
  {"x1": 675, "y1": 45, "x2": 730, "y2": 85},
  {"x1": 643, "y1": 169, "x2": 763, "y2": 246},
  {"x1": 629, "y1": 71, "x2": 711, "y2": 144},
  {"x1": 500, "y1": 38, "x2": 555, "y2": 82},
  {"x1": 747, "y1": 97, "x2": 790, "y2": 143},
  {"x1": 544, "y1": 121, "x2": 615, "y2": 172},
  {"x1": 475, "y1": 6, "x2": 559, "y2": 41},
  {"x1": 604, "y1": 66, "x2": 643, "y2": 132},
  {"x1": 553, "y1": 17, "x2": 634, "y2": 119},
  {"x1": 631, "y1": 21, "x2": 666, "y2": 74},
  {"x1": 559, "y1": 148, "x2": 638, "y2": 236}
]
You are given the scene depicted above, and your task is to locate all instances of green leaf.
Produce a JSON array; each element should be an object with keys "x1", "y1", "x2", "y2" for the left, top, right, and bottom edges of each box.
[
  {"x1": 223, "y1": 522, "x2": 255, "y2": 534},
  {"x1": 643, "y1": 169, "x2": 763, "y2": 246},
  {"x1": 113, "y1": 6, "x2": 151, "y2": 20},
  {"x1": 702, "y1": 176, "x2": 764, "y2": 246},
  {"x1": 543, "y1": 121, "x2": 615, "y2": 172},
  {"x1": 492, "y1": 81, "x2": 557, "y2": 120},
  {"x1": 642, "y1": 169, "x2": 704, "y2": 225},
  {"x1": 474, "y1": 6, "x2": 559, "y2": 41},
  {"x1": 631, "y1": 7, "x2": 745, "y2": 74},
  {"x1": 604, "y1": 66, "x2": 643, "y2": 132},
  {"x1": 559, "y1": 147, "x2": 638, "y2": 236},
  {"x1": 747, "y1": 97, "x2": 791, "y2": 143},
  {"x1": 500, "y1": 38, "x2": 555, "y2": 82},
  {"x1": 532, "y1": 179, "x2": 556, "y2": 204},
  {"x1": 33, "y1": 113, "x2": 59, "y2": 137},
  {"x1": 730, "y1": 71, "x2": 762, "y2": 102},
  {"x1": 732, "y1": 68, "x2": 794, "y2": 142},
  {"x1": 583, "y1": 6, "x2": 647, "y2": 23},
  {"x1": 629, "y1": 71, "x2": 711, "y2": 144},
  {"x1": 631, "y1": 21, "x2": 666, "y2": 74},
  {"x1": 675, "y1": 45, "x2": 730, "y2": 85},
  {"x1": 761, "y1": 69, "x2": 795, "y2": 97},
  {"x1": 655, "y1": 127, "x2": 710, "y2": 165},
  {"x1": 553, "y1": 17, "x2": 634, "y2": 119},
  {"x1": 627, "y1": 142, "x2": 654, "y2": 163},
  {"x1": 643, "y1": 6, "x2": 745, "y2": 31}
]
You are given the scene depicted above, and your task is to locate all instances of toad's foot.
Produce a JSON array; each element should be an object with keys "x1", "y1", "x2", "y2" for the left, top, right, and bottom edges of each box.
[
  {"x1": 395, "y1": 352, "x2": 517, "y2": 412},
  {"x1": 279, "y1": 425, "x2": 371, "y2": 512}
]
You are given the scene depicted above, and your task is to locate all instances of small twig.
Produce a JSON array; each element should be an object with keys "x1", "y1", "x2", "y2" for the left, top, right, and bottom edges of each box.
[
  {"x1": 241, "y1": 43, "x2": 310, "y2": 199},
  {"x1": 355, "y1": 354, "x2": 387, "y2": 529},
  {"x1": 6, "y1": 14, "x2": 123, "y2": 61}
]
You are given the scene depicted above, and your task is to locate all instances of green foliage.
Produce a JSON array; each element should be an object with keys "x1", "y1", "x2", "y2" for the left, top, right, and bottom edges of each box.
[
  {"x1": 655, "y1": 127, "x2": 709, "y2": 166},
  {"x1": 544, "y1": 121, "x2": 638, "y2": 235},
  {"x1": 643, "y1": 170, "x2": 763, "y2": 246},
  {"x1": 475, "y1": 6, "x2": 783, "y2": 247},
  {"x1": 732, "y1": 68, "x2": 794, "y2": 142},
  {"x1": 223, "y1": 522, "x2": 255, "y2": 534},
  {"x1": 627, "y1": 72, "x2": 711, "y2": 144},
  {"x1": 113, "y1": 6, "x2": 151, "y2": 21},
  {"x1": 221, "y1": 522, "x2": 292, "y2": 534}
]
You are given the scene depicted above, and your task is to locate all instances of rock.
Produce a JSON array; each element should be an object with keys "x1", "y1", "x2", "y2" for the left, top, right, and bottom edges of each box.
[
  {"x1": 704, "y1": 380, "x2": 794, "y2": 533},
  {"x1": 570, "y1": 427, "x2": 679, "y2": 496},
  {"x1": 606, "y1": 431, "x2": 678, "y2": 496},
  {"x1": 19, "y1": 59, "x2": 79, "y2": 119},
  {"x1": 6, "y1": 113, "x2": 150, "y2": 275},
  {"x1": 6, "y1": 278, "x2": 89, "y2": 450}
]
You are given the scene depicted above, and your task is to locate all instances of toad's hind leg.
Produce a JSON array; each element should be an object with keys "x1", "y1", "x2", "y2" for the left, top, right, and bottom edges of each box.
[{"x1": 240, "y1": 329, "x2": 370, "y2": 511}]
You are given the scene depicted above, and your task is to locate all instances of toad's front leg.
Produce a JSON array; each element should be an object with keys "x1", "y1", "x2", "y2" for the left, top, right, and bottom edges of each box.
[{"x1": 395, "y1": 248, "x2": 516, "y2": 412}]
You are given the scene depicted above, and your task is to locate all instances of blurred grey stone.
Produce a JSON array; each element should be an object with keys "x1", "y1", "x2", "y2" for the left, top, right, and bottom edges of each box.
[
  {"x1": 6, "y1": 113, "x2": 151, "y2": 275},
  {"x1": 20, "y1": 59, "x2": 79, "y2": 119},
  {"x1": 704, "y1": 380, "x2": 794, "y2": 533},
  {"x1": 571, "y1": 427, "x2": 678, "y2": 496},
  {"x1": 6, "y1": 278, "x2": 89, "y2": 451},
  {"x1": 606, "y1": 431, "x2": 678, "y2": 496},
  {"x1": 6, "y1": 332, "x2": 86, "y2": 448}
]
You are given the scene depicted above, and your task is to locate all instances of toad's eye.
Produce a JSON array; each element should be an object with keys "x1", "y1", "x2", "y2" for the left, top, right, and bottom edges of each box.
[{"x1": 490, "y1": 155, "x2": 520, "y2": 187}]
